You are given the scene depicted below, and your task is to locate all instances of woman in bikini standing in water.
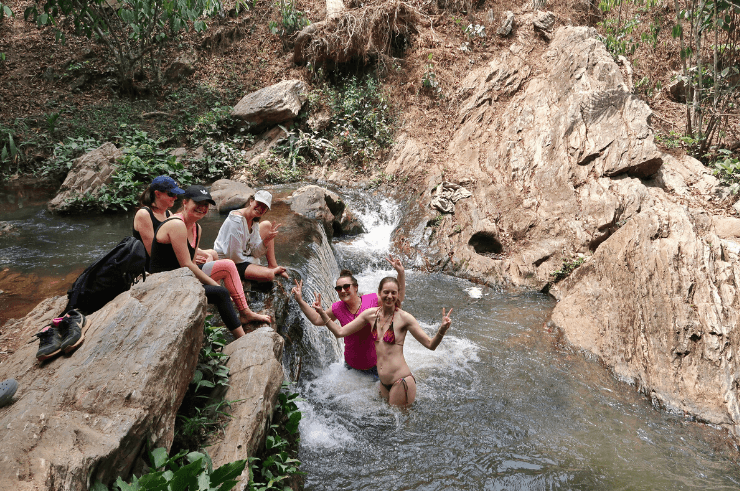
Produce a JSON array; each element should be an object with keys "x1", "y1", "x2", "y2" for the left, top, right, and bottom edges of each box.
[
  {"x1": 311, "y1": 276, "x2": 452, "y2": 407},
  {"x1": 291, "y1": 255, "x2": 405, "y2": 377}
]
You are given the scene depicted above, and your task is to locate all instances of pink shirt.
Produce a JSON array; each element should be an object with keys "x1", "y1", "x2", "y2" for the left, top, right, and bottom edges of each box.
[{"x1": 332, "y1": 293, "x2": 378, "y2": 370}]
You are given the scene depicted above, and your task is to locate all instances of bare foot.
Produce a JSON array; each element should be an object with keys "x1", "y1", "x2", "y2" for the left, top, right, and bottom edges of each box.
[
  {"x1": 271, "y1": 266, "x2": 289, "y2": 280},
  {"x1": 240, "y1": 311, "x2": 272, "y2": 325}
]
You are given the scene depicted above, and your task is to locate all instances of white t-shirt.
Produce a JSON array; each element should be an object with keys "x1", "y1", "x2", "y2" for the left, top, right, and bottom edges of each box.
[{"x1": 213, "y1": 211, "x2": 267, "y2": 265}]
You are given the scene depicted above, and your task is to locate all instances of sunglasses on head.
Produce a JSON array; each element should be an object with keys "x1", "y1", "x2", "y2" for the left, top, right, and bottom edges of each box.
[{"x1": 334, "y1": 284, "x2": 353, "y2": 292}]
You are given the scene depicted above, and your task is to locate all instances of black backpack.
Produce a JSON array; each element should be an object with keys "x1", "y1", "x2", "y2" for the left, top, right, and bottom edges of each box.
[{"x1": 61, "y1": 236, "x2": 147, "y2": 316}]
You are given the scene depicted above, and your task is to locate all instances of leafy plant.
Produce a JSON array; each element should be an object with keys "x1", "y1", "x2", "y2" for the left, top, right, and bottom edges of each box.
[
  {"x1": 422, "y1": 54, "x2": 441, "y2": 96},
  {"x1": 269, "y1": 0, "x2": 310, "y2": 37},
  {"x1": 550, "y1": 256, "x2": 586, "y2": 283},
  {"x1": 711, "y1": 148, "x2": 740, "y2": 193},
  {"x1": 248, "y1": 382, "x2": 304, "y2": 491},
  {"x1": 63, "y1": 130, "x2": 193, "y2": 212},
  {"x1": 24, "y1": 0, "x2": 222, "y2": 90},
  {"x1": 92, "y1": 446, "x2": 246, "y2": 491}
]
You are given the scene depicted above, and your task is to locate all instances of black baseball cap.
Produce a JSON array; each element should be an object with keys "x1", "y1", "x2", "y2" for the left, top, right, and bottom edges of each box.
[{"x1": 182, "y1": 185, "x2": 216, "y2": 205}]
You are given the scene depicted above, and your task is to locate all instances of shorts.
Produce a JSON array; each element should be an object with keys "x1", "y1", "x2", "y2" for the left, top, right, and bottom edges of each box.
[{"x1": 345, "y1": 361, "x2": 379, "y2": 379}]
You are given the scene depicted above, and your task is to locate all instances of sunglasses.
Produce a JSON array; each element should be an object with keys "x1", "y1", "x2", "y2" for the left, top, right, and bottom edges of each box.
[
  {"x1": 166, "y1": 191, "x2": 178, "y2": 198},
  {"x1": 334, "y1": 284, "x2": 353, "y2": 292}
]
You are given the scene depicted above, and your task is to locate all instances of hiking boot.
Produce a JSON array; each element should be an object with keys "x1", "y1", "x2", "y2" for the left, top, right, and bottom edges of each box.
[
  {"x1": 0, "y1": 378, "x2": 18, "y2": 407},
  {"x1": 58, "y1": 309, "x2": 86, "y2": 354},
  {"x1": 35, "y1": 326, "x2": 63, "y2": 361}
]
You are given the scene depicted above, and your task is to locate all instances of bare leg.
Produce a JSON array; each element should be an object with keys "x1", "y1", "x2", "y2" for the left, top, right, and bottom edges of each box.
[{"x1": 258, "y1": 220, "x2": 290, "y2": 280}]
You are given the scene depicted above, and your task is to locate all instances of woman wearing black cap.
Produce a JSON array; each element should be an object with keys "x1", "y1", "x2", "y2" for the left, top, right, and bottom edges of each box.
[
  {"x1": 150, "y1": 185, "x2": 271, "y2": 338},
  {"x1": 133, "y1": 175, "x2": 184, "y2": 272}
]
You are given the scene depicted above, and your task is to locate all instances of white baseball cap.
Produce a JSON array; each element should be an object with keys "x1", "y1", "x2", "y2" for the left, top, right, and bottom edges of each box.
[{"x1": 254, "y1": 190, "x2": 272, "y2": 210}]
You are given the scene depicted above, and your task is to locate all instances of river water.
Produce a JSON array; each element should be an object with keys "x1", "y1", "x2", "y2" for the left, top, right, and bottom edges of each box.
[
  {"x1": 296, "y1": 193, "x2": 740, "y2": 491},
  {"x1": 1, "y1": 184, "x2": 739, "y2": 489}
]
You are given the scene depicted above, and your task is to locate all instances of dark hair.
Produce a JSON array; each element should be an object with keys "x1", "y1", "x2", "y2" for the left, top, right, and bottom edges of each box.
[
  {"x1": 246, "y1": 195, "x2": 261, "y2": 222},
  {"x1": 337, "y1": 269, "x2": 358, "y2": 286},
  {"x1": 139, "y1": 186, "x2": 156, "y2": 207},
  {"x1": 378, "y1": 276, "x2": 399, "y2": 293}
]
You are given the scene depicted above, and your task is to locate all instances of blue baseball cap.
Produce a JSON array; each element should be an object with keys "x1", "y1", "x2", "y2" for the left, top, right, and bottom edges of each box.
[{"x1": 150, "y1": 175, "x2": 185, "y2": 194}]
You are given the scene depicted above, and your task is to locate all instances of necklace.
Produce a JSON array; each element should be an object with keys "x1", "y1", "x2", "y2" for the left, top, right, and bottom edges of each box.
[{"x1": 347, "y1": 298, "x2": 361, "y2": 319}]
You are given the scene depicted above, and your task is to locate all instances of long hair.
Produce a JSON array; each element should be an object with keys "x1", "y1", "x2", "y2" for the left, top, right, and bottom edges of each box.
[
  {"x1": 139, "y1": 186, "x2": 156, "y2": 207},
  {"x1": 377, "y1": 276, "x2": 399, "y2": 293}
]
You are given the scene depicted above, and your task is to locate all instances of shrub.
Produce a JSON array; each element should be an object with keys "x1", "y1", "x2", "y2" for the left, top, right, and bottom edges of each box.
[
  {"x1": 92, "y1": 446, "x2": 246, "y2": 491},
  {"x1": 24, "y1": 0, "x2": 228, "y2": 91},
  {"x1": 63, "y1": 130, "x2": 193, "y2": 212}
]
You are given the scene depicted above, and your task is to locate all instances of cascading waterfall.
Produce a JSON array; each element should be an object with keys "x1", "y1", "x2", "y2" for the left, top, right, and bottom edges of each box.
[{"x1": 293, "y1": 191, "x2": 740, "y2": 491}]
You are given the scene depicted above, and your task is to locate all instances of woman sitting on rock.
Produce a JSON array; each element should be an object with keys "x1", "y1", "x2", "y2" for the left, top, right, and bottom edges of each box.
[
  {"x1": 150, "y1": 185, "x2": 271, "y2": 338},
  {"x1": 312, "y1": 276, "x2": 452, "y2": 407},
  {"x1": 291, "y1": 256, "x2": 405, "y2": 377},
  {"x1": 213, "y1": 190, "x2": 290, "y2": 283},
  {"x1": 132, "y1": 175, "x2": 183, "y2": 272}
]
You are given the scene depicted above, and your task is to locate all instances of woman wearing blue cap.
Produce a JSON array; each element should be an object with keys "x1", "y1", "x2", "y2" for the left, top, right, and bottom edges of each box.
[
  {"x1": 133, "y1": 176, "x2": 184, "y2": 272},
  {"x1": 213, "y1": 190, "x2": 290, "y2": 283}
]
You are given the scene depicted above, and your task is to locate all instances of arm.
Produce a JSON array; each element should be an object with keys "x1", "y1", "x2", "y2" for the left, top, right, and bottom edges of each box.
[
  {"x1": 168, "y1": 222, "x2": 219, "y2": 287},
  {"x1": 313, "y1": 294, "x2": 371, "y2": 338},
  {"x1": 405, "y1": 308, "x2": 453, "y2": 350},
  {"x1": 133, "y1": 209, "x2": 155, "y2": 256},
  {"x1": 291, "y1": 279, "x2": 333, "y2": 326},
  {"x1": 386, "y1": 254, "x2": 406, "y2": 305}
]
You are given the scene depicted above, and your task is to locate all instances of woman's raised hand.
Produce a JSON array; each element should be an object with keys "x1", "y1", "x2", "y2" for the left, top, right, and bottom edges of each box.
[
  {"x1": 440, "y1": 307, "x2": 453, "y2": 333},
  {"x1": 263, "y1": 222, "x2": 282, "y2": 243},
  {"x1": 291, "y1": 279, "x2": 303, "y2": 300},
  {"x1": 386, "y1": 254, "x2": 404, "y2": 274},
  {"x1": 311, "y1": 293, "x2": 324, "y2": 316}
]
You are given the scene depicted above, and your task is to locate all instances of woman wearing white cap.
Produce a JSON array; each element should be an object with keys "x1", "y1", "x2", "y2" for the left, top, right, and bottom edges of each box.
[{"x1": 213, "y1": 190, "x2": 290, "y2": 282}]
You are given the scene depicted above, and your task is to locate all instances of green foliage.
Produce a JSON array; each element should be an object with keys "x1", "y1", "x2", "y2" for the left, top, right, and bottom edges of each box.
[
  {"x1": 93, "y1": 446, "x2": 246, "y2": 491},
  {"x1": 421, "y1": 54, "x2": 441, "y2": 96},
  {"x1": 24, "y1": 0, "x2": 223, "y2": 89},
  {"x1": 63, "y1": 130, "x2": 193, "y2": 212},
  {"x1": 323, "y1": 75, "x2": 395, "y2": 167},
  {"x1": 654, "y1": 130, "x2": 699, "y2": 150},
  {"x1": 173, "y1": 316, "x2": 235, "y2": 452},
  {"x1": 268, "y1": 0, "x2": 310, "y2": 37},
  {"x1": 711, "y1": 148, "x2": 740, "y2": 193},
  {"x1": 598, "y1": 12, "x2": 642, "y2": 56},
  {"x1": 248, "y1": 382, "x2": 304, "y2": 491},
  {"x1": 550, "y1": 256, "x2": 586, "y2": 283},
  {"x1": 193, "y1": 320, "x2": 231, "y2": 394}
]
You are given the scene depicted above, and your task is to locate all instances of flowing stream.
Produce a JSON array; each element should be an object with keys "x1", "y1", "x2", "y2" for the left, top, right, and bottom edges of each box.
[
  {"x1": 296, "y1": 192, "x2": 740, "y2": 491},
  {"x1": 1, "y1": 184, "x2": 740, "y2": 489}
]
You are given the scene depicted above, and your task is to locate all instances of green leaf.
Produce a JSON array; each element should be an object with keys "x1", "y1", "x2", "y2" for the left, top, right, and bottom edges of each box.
[
  {"x1": 90, "y1": 481, "x2": 109, "y2": 491},
  {"x1": 150, "y1": 447, "x2": 170, "y2": 469},
  {"x1": 38, "y1": 12, "x2": 48, "y2": 25},
  {"x1": 210, "y1": 459, "x2": 248, "y2": 487},
  {"x1": 672, "y1": 23, "x2": 682, "y2": 38}
]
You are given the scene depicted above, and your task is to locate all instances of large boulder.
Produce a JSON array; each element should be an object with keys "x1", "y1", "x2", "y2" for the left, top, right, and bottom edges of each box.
[
  {"x1": 231, "y1": 80, "x2": 307, "y2": 128},
  {"x1": 288, "y1": 185, "x2": 345, "y2": 239},
  {"x1": 207, "y1": 327, "x2": 285, "y2": 487},
  {"x1": 0, "y1": 269, "x2": 206, "y2": 490},
  {"x1": 210, "y1": 179, "x2": 256, "y2": 213},
  {"x1": 389, "y1": 25, "x2": 740, "y2": 436},
  {"x1": 550, "y1": 203, "x2": 740, "y2": 432},
  {"x1": 48, "y1": 142, "x2": 123, "y2": 214}
]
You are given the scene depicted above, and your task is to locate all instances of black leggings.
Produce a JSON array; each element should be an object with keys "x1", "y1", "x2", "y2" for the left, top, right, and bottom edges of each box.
[{"x1": 203, "y1": 285, "x2": 240, "y2": 331}]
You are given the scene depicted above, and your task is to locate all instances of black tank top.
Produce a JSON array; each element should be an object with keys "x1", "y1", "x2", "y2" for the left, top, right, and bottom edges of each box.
[
  {"x1": 133, "y1": 207, "x2": 171, "y2": 272},
  {"x1": 149, "y1": 217, "x2": 199, "y2": 274}
]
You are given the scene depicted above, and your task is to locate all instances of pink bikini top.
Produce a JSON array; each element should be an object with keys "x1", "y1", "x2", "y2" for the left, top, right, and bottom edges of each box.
[{"x1": 371, "y1": 310, "x2": 398, "y2": 344}]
